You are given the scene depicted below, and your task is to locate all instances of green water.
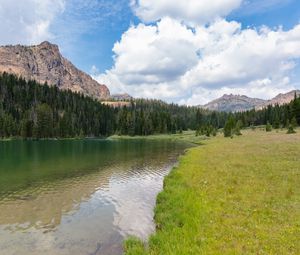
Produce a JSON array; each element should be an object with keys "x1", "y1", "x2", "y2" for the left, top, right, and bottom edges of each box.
[{"x1": 0, "y1": 139, "x2": 190, "y2": 255}]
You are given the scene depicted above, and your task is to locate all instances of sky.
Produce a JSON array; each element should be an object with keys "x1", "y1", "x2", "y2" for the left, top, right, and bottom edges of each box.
[{"x1": 0, "y1": 0, "x2": 300, "y2": 105}]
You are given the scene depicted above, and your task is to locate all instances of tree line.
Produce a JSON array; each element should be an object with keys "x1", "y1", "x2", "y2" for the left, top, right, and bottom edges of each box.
[
  {"x1": 222, "y1": 93, "x2": 300, "y2": 137},
  {"x1": 0, "y1": 72, "x2": 299, "y2": 139},
  {"x1": 0, "y1": 73, "x2": 116, "y2": 138}
]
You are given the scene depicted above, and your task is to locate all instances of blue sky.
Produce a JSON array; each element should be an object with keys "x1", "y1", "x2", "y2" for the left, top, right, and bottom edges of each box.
[
  {"x1": 0, "y1": 0, "x2": 300, "y2": 104},
  {"x1": 51, "y1": 0, "x2": 136, "y2": 73},
  {"x1": 48, "y1": 0, "x2": 300, "y2": 74},
  {"x1": 231, "y1": 0, "x2": 300, "y2": 28}
]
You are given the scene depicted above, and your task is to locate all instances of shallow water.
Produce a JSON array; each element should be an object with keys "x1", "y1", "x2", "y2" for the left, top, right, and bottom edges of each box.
[{"x1": 0, "y1": 139, "x2": 190, "y2": 255}]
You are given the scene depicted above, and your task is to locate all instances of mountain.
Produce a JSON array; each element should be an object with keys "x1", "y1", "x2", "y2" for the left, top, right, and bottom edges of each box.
[
  {"x1": 202, "y1": 94, "x2": 266, "y2": 112},
  {"x1": 110, "y1": 93, "x2": 132, "y2": 101},
  {"x1": 261, "y1": 90, "x2": 300, "y2": 108},
  {"x1": 202, "y1": 90, "x2": 300, "y2": 112},
  {"x1": 0, "y1": 41, "x2": 110, "y2": 100}
]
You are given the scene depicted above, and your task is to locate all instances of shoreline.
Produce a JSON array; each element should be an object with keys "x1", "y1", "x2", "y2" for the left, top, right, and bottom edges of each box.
[
  {"x1": 108, "y1": 131, "x2": 208, "y2": 145},
  {"x1": 124, "y1": 129, "x2": 300, "y2": 254},
  {"x1": 0, "y1": 131, "x2": 208, "y2": 145}
]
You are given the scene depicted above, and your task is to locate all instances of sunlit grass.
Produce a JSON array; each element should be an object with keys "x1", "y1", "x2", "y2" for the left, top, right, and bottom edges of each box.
[
  {"x1": 125, "y1": 129, "x2": 300, "y2": 254},
  {"x1": 108, "y1": 130, "x2": 207, "y2": 145}
]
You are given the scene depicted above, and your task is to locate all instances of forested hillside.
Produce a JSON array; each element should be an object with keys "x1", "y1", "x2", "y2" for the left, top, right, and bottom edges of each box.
[
  {"x1": 0, "y1": 73, "x2": 116, "y2": 138},
  {"x1": 0, "y1": 73, "x2": 299, "y2": 139},
  {"x1": 0, "y1": 72, "x2": 208, "y2": 138}
]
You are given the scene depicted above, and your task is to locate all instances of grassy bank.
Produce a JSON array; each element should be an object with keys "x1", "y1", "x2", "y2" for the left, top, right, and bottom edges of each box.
[
  {"x1": 125, "y1": 129, "x2": 300, "y2": 254},
  {"x1": 108, "y1": 131, "x2": 206, "y2": 145},
  {"x1": 1, "y1": 131, "x2": 206, "y2": 144}
]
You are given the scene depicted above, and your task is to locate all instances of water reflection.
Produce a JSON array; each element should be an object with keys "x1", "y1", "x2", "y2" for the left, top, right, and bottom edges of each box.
[{"x1": 0, "y1": 139, "x2": 190, "y2": 255}]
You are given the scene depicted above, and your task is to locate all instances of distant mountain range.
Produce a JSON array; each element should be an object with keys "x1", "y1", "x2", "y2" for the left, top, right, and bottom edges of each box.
[
  {"x1": 0, "y1": 41, "x2": 110, "y2": 100},
  {"x1": 0, "y1": 42, "x2": 298, "y2": 110},
  {"x1": 201, "y1": 90, "x2": 300, "y2": 112},
  {"x1": 110, "y1": 93, "x2": 133, "y2": 101}
]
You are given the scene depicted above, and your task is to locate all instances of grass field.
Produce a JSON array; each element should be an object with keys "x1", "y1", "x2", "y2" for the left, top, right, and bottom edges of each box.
[
  {"x1": 125, "y1": 129, "x2": 300, "y2": 254},
  {"x1": 109, "y1": 131, "x2": 207, "y2": 145}
]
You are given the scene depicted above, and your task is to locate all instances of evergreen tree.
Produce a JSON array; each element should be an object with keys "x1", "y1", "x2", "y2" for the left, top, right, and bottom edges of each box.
[
  {"x1": 35, "y1": 104, "x2": 53, "y2": 138},
  {"x1": 224, "y1": 116, "x2": 235, "y2": 137},
  {"x1": 273, "y1": 113, "x2": 280, "y2": 129},
  {"x1": 291, "y1": 116, "x2": 298, "y2": 129},
  {"x1": 266, "y1": 121, "x2": 272, "y2": 132},
  {"x1": 235, "y1": 120, "x2": 243, "y2": 136},
  {"x1": 287, "y1": 124, "x2": 296, "y2": 134},
  {"x1": 1, "y1": 72, "x2": 300, "y2": 139}
]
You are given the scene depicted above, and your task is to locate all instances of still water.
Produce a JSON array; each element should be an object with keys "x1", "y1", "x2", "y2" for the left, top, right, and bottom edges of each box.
[{"x1": 0, "y1": 139, "x2": 190, "y2": 255}]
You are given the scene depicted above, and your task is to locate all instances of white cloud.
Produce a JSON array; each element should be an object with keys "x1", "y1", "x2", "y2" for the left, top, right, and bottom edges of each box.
[
  {"x1": 96, "y1": 18, "x2": 300, "y2": 105},
  {"x1": 113, "y1": 18, "x2": 198, "y2": 83},
  {"x1": 130, "y1": 0, "x2": 242, "y2": 25},
  {"x1": 0, "y1": 0, "x2": 65, "y2": 45}
]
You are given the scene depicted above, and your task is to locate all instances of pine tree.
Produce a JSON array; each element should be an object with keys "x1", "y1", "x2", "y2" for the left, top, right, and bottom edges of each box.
[
  {"x1": 20, "y1": 118, "x2": 33, "y2": 138},
  {"x1": 273, "y1": 114, "x2": 280, "y2": 129},
  {"x1": 224, "y1": 116, "x2": 235, "y2": 137},
  {"x1": 0, "y1": 114, "x2": 4, "y2": 138},
  {"x1": 235, "y1": 120, "x2": 243, "y2": 136},
  {"x1": 286, "y1": 117, "x2": 297, "y2": 134},
  {"x1": 35, "y1": 104, "x2": 53, "y2": 138},
  {"x1": 266, "y1": 121, "x2": 272, "y2": 132},
  {"x1": 291, "y1": 116, "x2": 298, "y2": 129}
]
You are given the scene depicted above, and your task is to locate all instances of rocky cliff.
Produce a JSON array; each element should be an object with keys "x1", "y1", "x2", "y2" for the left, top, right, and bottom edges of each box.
[
  {"x1": 202, "y1": 94, "x2": 265, "y2": 112},
  {"x1": 262, "y1": 90, "x2": 300, "y2": 108},
  {"x1": 0, "y1": 41, "x2": 110, "y2": 100},
  {"x1": 202, "y1": 90, "x2": 300, "y2": 112},
  {"x1": 110, "y1": 93, "x2": 132, "y2": 101}
]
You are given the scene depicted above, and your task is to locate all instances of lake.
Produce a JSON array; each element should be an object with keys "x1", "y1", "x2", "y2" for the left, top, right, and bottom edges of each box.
[{"x1": 0, "y1": 139, "x2": 190, "y2": 255}]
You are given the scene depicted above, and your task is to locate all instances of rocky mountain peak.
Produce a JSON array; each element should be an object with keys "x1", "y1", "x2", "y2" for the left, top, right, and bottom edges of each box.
[
  {"x1": 201, "y1": 90, "x2": 300, "y2": 112},
  {"x1": 202, "y1": 94, "x2": 265, "y2": 112},
  {"x1": 0, "y1": 41, "x2": 110, "y2": 100},
  {"x1": 39, "y1": 40, "x2": 56, "y2": 47}
]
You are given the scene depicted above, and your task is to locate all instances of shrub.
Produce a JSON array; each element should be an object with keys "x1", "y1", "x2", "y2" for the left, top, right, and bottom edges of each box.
[{"x1": 266, "y1": 122, "x2": 272, "y2": 132}]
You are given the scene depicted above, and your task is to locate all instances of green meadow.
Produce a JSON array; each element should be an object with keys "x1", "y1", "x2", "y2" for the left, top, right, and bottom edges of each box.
[{"x1": 125, "y1": 129, "x2": 300, "y2": 254}]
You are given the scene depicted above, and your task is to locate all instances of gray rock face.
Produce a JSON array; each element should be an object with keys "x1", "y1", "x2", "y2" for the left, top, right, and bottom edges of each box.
[
  {"x1": 262, "y1": 90, "x2": 300, "y2": 108},
  {"x1": 201, "y1": 90, "x2": 300, "y2": 112},
  {"x1": 202, "y1": 94, "x2": 266, "y2": 112},
  {"x1": 0, "y1": 41, "x2": 110, "y2": 100},
  {"x1": 110, "y1": 93, "x2": 132, "y2": 101}
]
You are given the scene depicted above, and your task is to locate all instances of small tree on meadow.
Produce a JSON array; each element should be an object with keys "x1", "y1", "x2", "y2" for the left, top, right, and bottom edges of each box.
[
  {"x1": 212, "y1": 128, "x2": 217, "y2": 137},
  {"x1": 235, "y1": 120, "x2": 243, "y2": 136},
  {"x1": 266, "y1": 121, "x2": 272, "y2": 132},
  {"x1": 287, "y1": 124, "x2": 296, "y2": 134},
  {"x1": 287, "y1": 117, "x2": 298, "y2": 134},
  {"x1": 224, "y1": 116, "x2": 235, "y2": 137},
  {"x1": 291, "y1": 117, "x2": 298, "y2": 129}
]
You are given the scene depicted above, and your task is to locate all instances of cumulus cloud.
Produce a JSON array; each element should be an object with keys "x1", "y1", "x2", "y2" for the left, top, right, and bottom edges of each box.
[
  {"x1": 0, "y1": 0, "x2": 65, "y2": 45},
  {"x1": 130, "y1": 0, "x2": 242, "y2": 25},
  {"x1": 95, "y1": 18, "x2": 300, "y2": 105}
]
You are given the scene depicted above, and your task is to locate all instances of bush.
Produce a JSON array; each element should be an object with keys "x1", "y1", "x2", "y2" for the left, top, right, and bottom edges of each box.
[
  {"x1": 266, "y1": 122, "x2": 272, "y2": 132},
  {"x1": 287, "y1": 125, "x2": 296, "y2": 134},
  {"x1": 196, "y1": 125, "x2": 216, "y2": 137}
]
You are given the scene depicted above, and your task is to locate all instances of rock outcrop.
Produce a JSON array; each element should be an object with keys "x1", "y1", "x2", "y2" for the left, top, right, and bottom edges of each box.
[
  {"x1": 201, "y1": 90, "x2": 300, "y2": 112},
  {"x1": 0, "y1": 41, "x2": 110, "y2": 100},
  {"x1": 202, "y1": 94, "x2": 265, "y2": 112},
  {"x1": 110, "y1": 93, "x2": 132, "y2": 101},
  {"x1": 261, "y1": 90, "x2": 300, "y2": 108}
]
